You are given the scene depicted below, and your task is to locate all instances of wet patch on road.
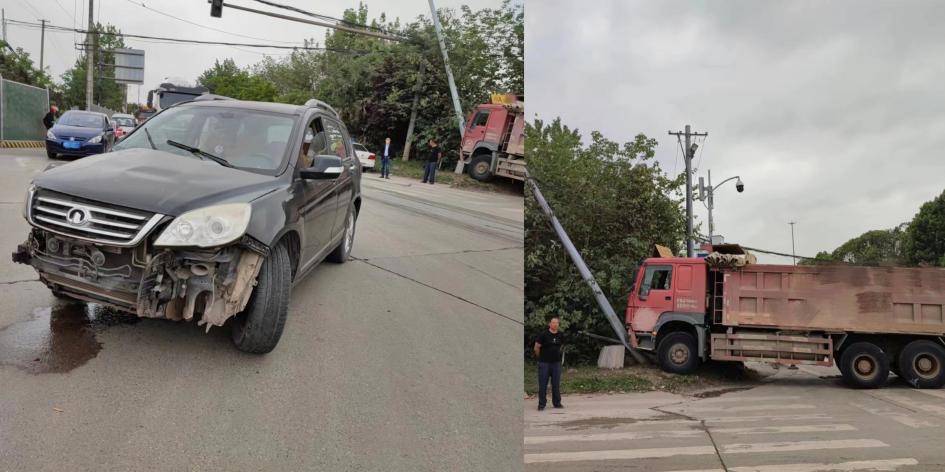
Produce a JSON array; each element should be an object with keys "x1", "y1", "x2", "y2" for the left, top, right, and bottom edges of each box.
[
  {"x1": 0, "y1": 302, "x2": 138, "y2": 374},
  {"x1": 558, "y1": 417, "x2": 642, "y2": 430},
  {"x1": 691, "y1": 386, "x2": 755, "y2": 399}
]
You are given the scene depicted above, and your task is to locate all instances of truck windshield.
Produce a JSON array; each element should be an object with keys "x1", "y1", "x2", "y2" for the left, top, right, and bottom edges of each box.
[
  {"x1": 160, "y1": 92, "x2": 202, "y2": 108},
  {"x1": 114, "y1": 106, "x2": 295, "y2": 175}
]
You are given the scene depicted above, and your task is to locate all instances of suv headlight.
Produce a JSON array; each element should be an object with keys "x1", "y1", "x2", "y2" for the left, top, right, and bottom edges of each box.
[
  {"x1": 88, "y1": 134, "x2": 103, "y2": 144},
  {"x1": 155, "y1": 203, "x2": 251, "y2": 248},
  {"x1": 46, "y1": 129, "x2": 56, "y2": 139}
]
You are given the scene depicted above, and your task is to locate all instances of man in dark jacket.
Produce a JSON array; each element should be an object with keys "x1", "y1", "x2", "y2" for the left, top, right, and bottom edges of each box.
[
  {"x1": 421, "y1": 138, "x2": 441, "y2": 184},
  {"x1": 42, "y1": 105, "x2": 58, "y2": 130},
  {"x1": 534, "y1": 317, "x2": 565, "y2": 411}
]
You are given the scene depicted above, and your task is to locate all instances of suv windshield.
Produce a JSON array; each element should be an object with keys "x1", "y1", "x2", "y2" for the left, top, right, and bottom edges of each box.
[
  {"x1": 114, "y1": 105, "x2": 296, "y2": 174},
  {"x1": 59, "y1": 112, "x2": 103, "y2": 128}
]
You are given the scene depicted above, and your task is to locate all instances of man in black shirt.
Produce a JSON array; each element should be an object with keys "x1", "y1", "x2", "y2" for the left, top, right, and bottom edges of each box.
[
  {"x1": 421, "y1": 138, "x2": 441, "y2": 184},
  {"x1": 42, "y1": 105, "x2": 58, "y2": 130},
  {"x1": 534, "y1": 316, "x2": 564, "y2": 410}
]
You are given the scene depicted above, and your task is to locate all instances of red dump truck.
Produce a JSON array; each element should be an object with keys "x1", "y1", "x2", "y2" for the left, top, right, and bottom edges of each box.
[
  {"x1": 626, "y1": 246, "x2": 945, "y2": 389},
  {"x1": 459, "y1": 93, "x2": 525, "y2": 182}
]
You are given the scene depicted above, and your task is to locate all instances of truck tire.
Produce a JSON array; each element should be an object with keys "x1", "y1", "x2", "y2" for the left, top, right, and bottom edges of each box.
[
  {"x1": 897, "y1": 340, "x2": 945, "y2": 389},
  {"x1": 657, "y1": 331, "x2": 700, "y2": 375},
  {"x1": 468, "y1": 154, "x2": 494, "y2": 182},
  {"x1": 230, "y1": 242, "x2": 291, "y2": 354},
  {"x1": 327, "y1": 202, "x2": 356, "y2": 263},
  {"x1": 839, "y1": 342, "x2": 889, "y2": 389}
]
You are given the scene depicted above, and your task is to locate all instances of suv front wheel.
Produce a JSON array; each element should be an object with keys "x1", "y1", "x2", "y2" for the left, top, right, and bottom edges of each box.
[
  {"x1": 230, "y1": 242, "x2": 291, "y2": 354},
  {"x1": 327, "y1": 202, "x2": 356, "y2": 263}
]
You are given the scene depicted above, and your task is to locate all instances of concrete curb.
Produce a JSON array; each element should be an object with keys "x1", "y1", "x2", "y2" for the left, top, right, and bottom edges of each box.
[{"x1": 0, "y1": 140, "x2": 44, "y2": 149}]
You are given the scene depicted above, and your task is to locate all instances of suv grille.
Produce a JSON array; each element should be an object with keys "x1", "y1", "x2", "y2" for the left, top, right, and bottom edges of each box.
[{"x1": 28, "y1": 188, "x2": 165, "y2": 246}]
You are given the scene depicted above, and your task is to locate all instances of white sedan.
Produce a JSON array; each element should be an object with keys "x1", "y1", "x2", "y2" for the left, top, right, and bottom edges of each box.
[
  {"x1": 112, "y1": 113, "x2": 137, "y2": 140},
  {"x1": 353, "y1": 142, "x2": 375, "y2": 170}
]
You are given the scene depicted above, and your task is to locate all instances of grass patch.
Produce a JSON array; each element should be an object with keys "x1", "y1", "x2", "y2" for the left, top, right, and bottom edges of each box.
[
  {"x1": 524, "y1": 361, "x2": 762, "y2": 396},
  {"x1": 386, "y1": 159, "x2": 524, "y2": 194}
]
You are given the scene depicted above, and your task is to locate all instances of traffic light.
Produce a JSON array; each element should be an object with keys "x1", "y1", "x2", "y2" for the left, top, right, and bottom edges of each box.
[{"x1": 210, "y1": 0, "x2": 223, "y2": 18}]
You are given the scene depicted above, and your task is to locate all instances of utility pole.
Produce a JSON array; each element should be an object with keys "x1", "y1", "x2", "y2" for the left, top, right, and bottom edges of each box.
[
  {"x1": 706, "y1": 169, "x2": 714, "y2": 241},
  {"x1": 426, "y1": 0, "x2": 467, "y2": 174},
  {"x1": 789, "y1": 221, "x2": 797, "y2": 266},
  {"x1": 402, "y1": 60, "x2": 425, "y2": 162},
  {"x1": 85, "y1": 0, "x2": 94, "y2": 111},
  {"x1": 2, "y1": 9, "x2": 6, "y2": 43},
  {"x1": 38, "y1": 19, "x2": 47, "y2": 73},
  {"x1": 669, "y1": 125, "x2": 708, "y2": 257}
]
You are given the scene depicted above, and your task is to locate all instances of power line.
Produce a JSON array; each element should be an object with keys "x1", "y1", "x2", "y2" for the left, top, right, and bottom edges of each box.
[
  {"x1": 247, "y1": 0, "x2": 391, "y2": 34},
  {"x1": 122, "y1": 0, "x2": 303, "y2": 45},
  {"x1": 7, "y1": 19, "x2": 366, "y2": 53}
]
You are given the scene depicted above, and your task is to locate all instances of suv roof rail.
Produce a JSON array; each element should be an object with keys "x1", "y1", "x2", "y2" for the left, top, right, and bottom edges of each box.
[{"x1": 304, "y1": 98, "x2": 339, "y2": 118}]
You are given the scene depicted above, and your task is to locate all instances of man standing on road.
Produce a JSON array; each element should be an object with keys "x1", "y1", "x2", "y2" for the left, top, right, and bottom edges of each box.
[
  {"x1": 380, "y1": 137, "x2": 392, "y2": 179},
  {"x1": 42, "y1": 105, "x2": 58, "y2": 130},
  {"x1": 534, "y1": 317, "x2": 565, "y2": 411},
  {"x1": 421, "y1": 138, "x2": 441, "y2": 185}
]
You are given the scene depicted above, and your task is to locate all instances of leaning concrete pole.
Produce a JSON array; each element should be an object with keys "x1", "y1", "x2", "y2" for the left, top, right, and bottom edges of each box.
[
  {"x1": 526, "y1": 172, "x2": 648, "y2": 364},
  {"x1": 426, "y1": 0, "x2": 467, "y2": 174}
]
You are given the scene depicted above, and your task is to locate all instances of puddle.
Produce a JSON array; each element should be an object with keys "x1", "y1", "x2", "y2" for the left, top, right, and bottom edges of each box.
[{"x1": 0, "y1": 302, "x2": 138, "y2": 374}]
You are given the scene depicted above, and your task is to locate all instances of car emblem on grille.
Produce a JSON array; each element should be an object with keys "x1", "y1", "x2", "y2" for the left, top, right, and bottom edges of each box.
[{"x1": 67, "y1": 207, "x2": 90, "y2": 225}]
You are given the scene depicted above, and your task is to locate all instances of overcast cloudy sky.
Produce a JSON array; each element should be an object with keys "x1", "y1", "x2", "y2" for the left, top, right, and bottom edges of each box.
[
  {"x1": 5, "y1": 0, "x2": 498, "y2": 103},
  {"x1": 526, "y1": 0, "x2": 945, "y2": 263}
]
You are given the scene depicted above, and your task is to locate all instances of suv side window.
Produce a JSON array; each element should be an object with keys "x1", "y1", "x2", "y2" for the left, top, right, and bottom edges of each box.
[
  {"x1": 640, "y1": 265, "x2": 672, "y2": 295},
  {"x1": 300, "y1": 117, "x2": 331, "y2": 168},
  {"x1": 322, "y1": 119, "x2": 350, "y2": 159}
]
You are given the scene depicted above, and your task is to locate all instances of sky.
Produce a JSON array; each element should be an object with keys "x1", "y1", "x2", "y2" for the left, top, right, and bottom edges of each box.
[
  {"x1": 526, "y1": 0, "x2": 945, "y2": 263},
  {"x1": 3, "y1": 0, "x2": 500, "y2": 104}
]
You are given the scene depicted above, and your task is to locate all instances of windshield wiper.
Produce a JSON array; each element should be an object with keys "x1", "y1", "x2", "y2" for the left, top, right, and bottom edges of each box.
[
  {"x1": 143, "y1": 128, "x2": 157, "y2": 150},
  {"x1": 165, "y1": 140, "x2": 233, "y2": 168}
]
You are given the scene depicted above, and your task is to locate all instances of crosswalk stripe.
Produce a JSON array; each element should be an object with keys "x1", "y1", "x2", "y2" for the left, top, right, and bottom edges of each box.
[
  {"x1": 696, "y1": 395, "x2": 801, "y2": 404},
  {"x1": 702, "y1": 414, "x2": 833, "y2": 424},
  {"x1": 850, "y1": 402, "x2": 937, "y2": 428},
  {"x1": 525, "y1": 424, "x2": 856, "y2": 445},
  {"x1": 668, "y1": 457, "x2": 918, "y2": 472},
  {"x1": 871, "y1": 391, "x2": 945, "y2": 417},
  {"x1": 679, "y1": 404, "x2": 816, "y2": 413},
  {"x1": 523, "y1": 439, "x2": 887, "y2": 464}
]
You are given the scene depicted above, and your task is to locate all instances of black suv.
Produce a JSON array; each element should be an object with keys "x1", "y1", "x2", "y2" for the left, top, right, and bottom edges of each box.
[{"x1": 14, "y1": 98, "x2": 362, "y2": 353}]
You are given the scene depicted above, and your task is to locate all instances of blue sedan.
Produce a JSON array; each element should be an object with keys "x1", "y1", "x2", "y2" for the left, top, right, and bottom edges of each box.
[{"x1": 46, "y1": 110, "x2": 115, "y2": 159}]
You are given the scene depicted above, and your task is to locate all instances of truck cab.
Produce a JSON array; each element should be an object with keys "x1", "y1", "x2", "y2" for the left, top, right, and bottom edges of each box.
[
  {"x1": 460, "y1": 94, "x2": 525, "y2": 182},
  {"x1": 626, "y1": 257, "x2": 710, "y2": 372}
]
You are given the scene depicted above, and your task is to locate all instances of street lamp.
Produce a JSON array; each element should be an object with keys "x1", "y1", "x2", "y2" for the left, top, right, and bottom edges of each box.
[{"x1": 697, "y1": 170, "x2": 744, "y2": 245}]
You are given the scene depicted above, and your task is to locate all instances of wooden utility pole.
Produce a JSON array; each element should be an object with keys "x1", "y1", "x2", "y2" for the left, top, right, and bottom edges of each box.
[
  {"x1": 85, "y1": 0, "x2": 94, "y2": 111},
  {"x1": 669, "y1": 125, "x2": 708, "y2": 257},
  {"x1": 402, "y1": 60, "x2": 425, "y2": 161}
]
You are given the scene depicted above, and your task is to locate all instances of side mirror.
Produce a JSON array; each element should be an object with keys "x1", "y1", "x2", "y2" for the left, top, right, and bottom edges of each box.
[
  {"x1": 300, "y1": 155, "x2": 343, "y2": 180},
  {"x1": 639, "y1": 284, "x2": 651, "y2": 300}
]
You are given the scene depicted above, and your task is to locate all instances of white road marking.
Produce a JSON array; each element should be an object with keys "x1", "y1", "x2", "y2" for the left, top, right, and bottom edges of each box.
[
  {"x1": 669, "y1": 458, "x2": 918, "y2": 472},
  {"x1": 850, "y1": 402, "x2": 937, "y2": 428},
  {"x1": 702, "y1": 414, "x2": 833, "y2": 424},
  {"x1": 695, "y1": 395, "x2": 801, "y2": 404},
  {"x1": 523, "y1": 439, "x2": 887, "y2": 464},
  {"x1": 525, "y1": 424, "x2": 856, "y2": 445},
  {"x1": 679, "y1": 404, "x2": 817, "y2": 414},
  {"x1": 871, "y1": 391, "x2": 945, "y2": 417}
]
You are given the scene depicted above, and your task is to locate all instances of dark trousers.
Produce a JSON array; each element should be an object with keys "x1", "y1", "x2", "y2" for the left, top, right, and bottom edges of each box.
[
  {"x1": 380, "y1": 157, "x2": 391, "y2": 177},
  {"x1": 422, "y1": 161, "x2": 437, "y2": 183},
  {"x1": 537, "y1": 361, "x2": 562, "y2": 408}
]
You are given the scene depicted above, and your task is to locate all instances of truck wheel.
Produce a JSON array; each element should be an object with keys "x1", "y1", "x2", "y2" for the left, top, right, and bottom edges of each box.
[
  {"x1": 657, "y1": 332, "x2": 700, "y2": 374},
  {"x1": 327, "y1": 202, "x2": 356, "y2": 263},
  {"x1": 839, "y1": 342, "x2": 889, "y2": 389},
  {"x1": 898, "y1": 340, "x2": 945, "y2": 389},
  {"x1": 230, "y1": 242, "x2": 291, "y2": 354},
  {"x1": 468, "y1": 154, "x2": 494, "y2": 182}
]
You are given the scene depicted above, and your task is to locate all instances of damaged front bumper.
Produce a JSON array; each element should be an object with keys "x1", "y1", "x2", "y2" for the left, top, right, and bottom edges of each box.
[{"x1": 13, "y1": 228, "x2": 268, "y2": 331}]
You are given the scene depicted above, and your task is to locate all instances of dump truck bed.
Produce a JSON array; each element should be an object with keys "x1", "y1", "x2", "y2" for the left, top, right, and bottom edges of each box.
[{"x1": 720, "y1": 264, "x2": 945, "y2": 335}]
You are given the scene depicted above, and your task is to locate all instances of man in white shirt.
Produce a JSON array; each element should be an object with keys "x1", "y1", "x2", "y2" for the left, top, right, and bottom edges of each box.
[{"x1": 380, "y1": 137, "x2": 392, "y2": 179}]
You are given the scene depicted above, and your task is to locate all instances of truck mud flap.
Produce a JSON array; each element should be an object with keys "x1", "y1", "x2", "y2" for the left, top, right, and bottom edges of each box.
[{"x1": 711, "y1": 331, "x2": 834, "y2": 366}]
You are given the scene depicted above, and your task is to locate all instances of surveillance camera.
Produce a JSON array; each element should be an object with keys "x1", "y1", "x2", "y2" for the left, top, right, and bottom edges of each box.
[{"x1": 735, "y1": 177, "x2": 745, "y2": 193}]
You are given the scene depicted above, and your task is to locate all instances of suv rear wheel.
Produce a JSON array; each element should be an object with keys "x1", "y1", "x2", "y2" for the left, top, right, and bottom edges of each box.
[{"x1": 230, "y1": 242, "x2": 291, "y2": 354}]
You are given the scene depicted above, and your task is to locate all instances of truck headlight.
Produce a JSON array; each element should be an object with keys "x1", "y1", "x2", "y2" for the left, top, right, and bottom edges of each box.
[
  {"x1": 155, "y1": 203, "x2": 251, "y2": 248},
  {"x1": 88, "y1": 134, "x2": 103, "y2": 144},
  {"x1": 46, "y1": 129, "x2": 56, "y2": 139}
]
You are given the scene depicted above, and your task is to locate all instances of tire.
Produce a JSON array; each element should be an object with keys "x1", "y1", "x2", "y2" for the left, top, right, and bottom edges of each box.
[
  {"x1": 898, "y1": 340, "x2": 945, "y2": 389},
  {"x1": 46, "y1": 150, "x2": 57, "y2": 159},
  {"x1": 230, "y1": 242, "x2": 291, "y2": 354},
  {"x1": 468, "y1": 153, "x2": 494, "y2": 182},
  {"x1": 839, "y1": 342, "x2": 889, "y2": 389},
  {"x1": 657, "y1": 331, "x2": 701, "y2": 374},
  {"x1": 327, "y1": 202, "x2": 356, "y2": 263}
]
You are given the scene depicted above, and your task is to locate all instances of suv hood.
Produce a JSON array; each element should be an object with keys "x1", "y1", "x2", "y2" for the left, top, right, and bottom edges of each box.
[{"x1": 32, "y1": 148, "x2": 282, "y2": 216}]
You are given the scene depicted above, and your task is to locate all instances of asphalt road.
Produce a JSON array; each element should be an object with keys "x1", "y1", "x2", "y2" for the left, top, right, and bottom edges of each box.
[
  {"x1": 525, "y1": 364, "x2": 945, "y2": 471},
  {"x1": 0, "y1": 149, "x2": 524, "y2": 471}
]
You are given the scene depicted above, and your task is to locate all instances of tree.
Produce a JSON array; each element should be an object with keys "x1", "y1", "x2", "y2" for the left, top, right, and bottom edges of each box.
[
  {"x1": 525, "y1": 118, "x2": 686, "y2": 362},
  {"x1": 59, "y1": 23, "x2": 127, "y2": 111},
  {"x1": 905, "y1": 190, "x2": 945, "y2": 266},
  {"x1": 198, "y1": 59, "x2": 277, "y2": 102},
  {"x1": 822, "y1": 228, "x2": 906, "y2": 266},
  {"x1": 0, "y1": 41, "x2": 51, "y2": 87}
]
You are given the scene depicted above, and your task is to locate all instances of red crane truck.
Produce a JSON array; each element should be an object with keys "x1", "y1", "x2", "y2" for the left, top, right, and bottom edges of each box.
[
  {"x1": 626, "y1": 246, "x2": 945, "y2": 389},
  {"x1": 459, "y1": 93, "x2": 525, "y2": 182}
]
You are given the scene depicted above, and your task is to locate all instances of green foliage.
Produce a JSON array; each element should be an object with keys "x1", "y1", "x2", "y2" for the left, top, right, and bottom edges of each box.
[
  {"x1": 0, "y1": 41, "x2": 52, "y2": 87},
  {"x1": 805, "y1": 228, "x2": 906, "y2": 266},
  {"x1": 198, "y1": 59, "x2": 278, "y2": 102},
  {"x1": 525, "y1": 118, "x2": 686, "y2": 363},
  {"x1": 905, "y1": 190, "x2": 945, "y2": 266},
  {"x1": 59, "y1": 23, "x2": 126, "y2": 111}
]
